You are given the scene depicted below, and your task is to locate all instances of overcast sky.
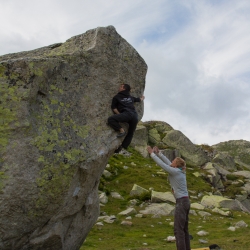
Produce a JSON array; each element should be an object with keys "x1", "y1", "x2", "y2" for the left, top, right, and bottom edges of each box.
[{"x1": 1, "y1": 0, "x2": 250, "y2": 145}]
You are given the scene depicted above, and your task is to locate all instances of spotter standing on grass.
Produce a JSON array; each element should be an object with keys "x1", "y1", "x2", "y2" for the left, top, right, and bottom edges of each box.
[
  {"x1": 147, "y1": 146, "x2": 191, "y2": 250},
  {"x1": 107, "y1": 83, "x2": 144, "y2": 153}
]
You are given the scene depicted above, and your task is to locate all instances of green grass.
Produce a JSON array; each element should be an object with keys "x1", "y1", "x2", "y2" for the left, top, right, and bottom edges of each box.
[{"x1": 81, "y1": 147, "x2": 250, "y2": 250}]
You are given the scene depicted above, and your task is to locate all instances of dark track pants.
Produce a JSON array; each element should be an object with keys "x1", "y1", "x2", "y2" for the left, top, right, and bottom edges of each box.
[
  {"x1": 174, "y1": 197, "x2": 191, "y2": 250},
  {"x1": 107, "y1": 111, "x2": 138, "y2": 149}
]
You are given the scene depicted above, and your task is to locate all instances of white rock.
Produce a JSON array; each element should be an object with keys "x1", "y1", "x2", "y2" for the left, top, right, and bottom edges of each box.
[
  {"x1": 228, "y1": 226, "x2": 236, "y2": 231},
  {"x1": 99, "y1": 192, "x2": 108, "y2": 204},
  {"x1": 197, "y1": 230, "x2": 209, "y2": 236},
  {"x1": 166, "y1": 236, "x2": 176, "y2": 242},
  {"x1": 111, "y1": 191, "x2": 124, "y2": 200}
]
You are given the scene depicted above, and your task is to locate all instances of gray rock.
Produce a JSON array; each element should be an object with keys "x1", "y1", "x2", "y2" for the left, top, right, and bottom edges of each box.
[
  {"x1": 118, "y1": 208, "x2": 137, "y2": 216},
  {"x1": 111, "y1": 192, "x2": 124, "y2": 200},
  {"x1": 212, "y1": 152, "x2": 236, "y2": 170},
  {"x1": 121, "y1": 221, "x2": 133, "y2": 226},
  {"x1": 213, "y1": 140, "x2": 250, "y2": 169},
  {"x1": 212, "y1": 207, "x2": 231, "y2": 216},
  {"x1": 161, "y1": 148, "x2": 180, "y2": 162},
  {"x1": 191, "y1": 203, "x2": 205, "y2": 210},
  {"x1": 148, "y1": 128, "x2": 161, "y2": 144},
  {"x1": 219, "y1": 199, "x2": 245, "y2": 212},
  {"x1": 235, "y1": 220, "x2": 248, "y2": 228},
  {"x1": 155, "y1": 122, "x2": 173, "y2": 133},
  {"x1": 130, "y1": 184, "x2": 149, "y2": 197},
  {"x1": 0, "y1": 26, "x2": 147, "y2": 250},
  {"x1": 99, "y1": 192, "x2": 108, "y2": 204},
  {"x1": 198, "y1": 211, "x2": 211, "y2": 217},
  {"x1": 151, "y1": 190, "x2": 175, "y2": 203},
  {"x1": 203, "y1": 163, "x2": 224, "y2": 190},
  {"x1": 131, "y1": 124, "x2": 148, "y2": 157},
  {"x1": 139, "y1": 203, "x2": 175, "y2": 216},
  {"x1": 162, "y1": 130, "x2": 209, "y2": 166},
  {"x1": 233, "y1": 171, "x2": 250, "y2": 179},
  {"x1": 201, "y1": 195, "x2": 232, "y2": 208},
  {"x1": 103, "y1": 170, "x2": 112, "y2": 178}
]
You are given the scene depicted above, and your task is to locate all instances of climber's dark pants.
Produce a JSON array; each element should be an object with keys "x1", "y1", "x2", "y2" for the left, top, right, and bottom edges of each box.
[
  {"x1": 107, "y1": 111, "x2": 138, "y2": 149},
  {"x1": 174, "y1": 197, "x2": 191, "y2": 250}
]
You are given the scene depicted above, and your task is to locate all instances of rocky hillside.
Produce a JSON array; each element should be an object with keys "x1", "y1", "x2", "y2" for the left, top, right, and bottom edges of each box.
[{"x1": 83, "y1": 121, "x2": 250, "y2": 249}]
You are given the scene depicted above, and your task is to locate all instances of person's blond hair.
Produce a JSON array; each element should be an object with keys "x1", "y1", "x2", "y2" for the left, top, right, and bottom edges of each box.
[{"x1": 175, "y1": 157, "x2": 186, "y2": 168}]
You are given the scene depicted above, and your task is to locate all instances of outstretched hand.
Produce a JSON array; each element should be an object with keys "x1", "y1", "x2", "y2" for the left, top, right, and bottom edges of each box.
[
  {"x1": 153, "y1": 146, "x2": 160, "y2": 154},
  {"x1": 147, "y1": 146, "x2": 153, "y2": 154}
]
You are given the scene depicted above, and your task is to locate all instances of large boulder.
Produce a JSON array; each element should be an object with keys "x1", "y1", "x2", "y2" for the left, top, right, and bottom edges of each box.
[
  {"x1": 130, "y1": 123, "x2": 148, "y2": 157},
  {"x1": 203, "y1": 162, "x2": 224, "y2": 190},
  {"x1": 212, "y1": 140, "x2": 250, "y2": 169},
  {"x1": 162, "y1": 130, "x2": 209, "y2": 166},
  {"x1": 212, "y1": 152, "x2": 236, "y2": 171},
  {"x1": 0, "y1": 26, "x2": 147, "y2": 250}
]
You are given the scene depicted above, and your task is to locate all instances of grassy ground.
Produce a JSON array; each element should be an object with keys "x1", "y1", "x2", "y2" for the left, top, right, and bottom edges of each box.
[{"x1": 81, "y1": 148, "x2": 250, "y2": 250}]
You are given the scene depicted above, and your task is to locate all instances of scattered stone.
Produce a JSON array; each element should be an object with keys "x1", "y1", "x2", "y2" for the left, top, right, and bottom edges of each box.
[
  {"x1": 151, "y1": 190, "x2": 175, "y2": 203},
  {"x1": 189, "y1": 210, "x2": 198, "y2": 216},
  {"x1": 166, "y1": 236, "x2": 176, "y2": 242},
  {"x1": 118, "y1": 208, "x2": 137, "y2": 216},
  {"x1": 139, "y1": 203, "x2": 175, "y2": 216},
  {"x1": 201, "y1": 195, "x2": 232, "y2": 208},
  {"x1": 199, "y1": 239, "x2": 208, "y2": 244},
  {"x1": 197, "y1": 230, "x2": 209, "y2": 236},
  {"x1": 198, "y1": 211, "x2": 212, "y2": 217},
  {"x1": 193, "y1": 172, "x2": 202, "y2": 177},
  {"x1": 212, "y1": 207, "x2": 231, "y2": 216},
  {"x1": 191, "y1": 203, "x2": 205, "y2": 210},
  {"x1": 235, "y1": 220, "x2": 248, "y2": 228},
  {"x1": 121, "y1": 221, "x2": 133, "y2": 226},
  {"x1": 102, "y1": 170, "x2": 112, "y2": 178},
  {"x1": 99, "y1": 192, "x2": 108, "y2": 204},
  {"x1": 129, "y1": 199, "x2": 139, "y2": 206},
  {"x1": 130, "y1": 184, "x2": 149, "y2": 197},
  {"x1": 95, "y1": 222, "x2": 104, "y2": 226},
  {"x1": 111, "y1": 192, "x2": 124, "y2": 200},
  {"x1": 228, "y1": 226, "x2": 236, "y2": 231},
  {"x1": 135, "y1": 214, "x2": 146, "y2": 218}
]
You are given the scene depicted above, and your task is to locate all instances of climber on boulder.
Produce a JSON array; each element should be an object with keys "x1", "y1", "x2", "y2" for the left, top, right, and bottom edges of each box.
[{"x1": 107, "y1": 83, "x2": 144, "y2": 153}]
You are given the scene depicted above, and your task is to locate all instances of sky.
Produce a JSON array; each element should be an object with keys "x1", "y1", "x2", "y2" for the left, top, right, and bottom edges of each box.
[{"x1": 1, "y1": 0, "x2": 250, "y2": 146}]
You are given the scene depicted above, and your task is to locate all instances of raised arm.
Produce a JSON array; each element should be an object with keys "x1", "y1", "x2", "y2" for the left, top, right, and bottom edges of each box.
[
  {"x1": 147, "y1": 146, "x2": 176, "y2": 174},
  {"x1": 153, "y1": 146, "x2": 172, "y2": 165}
]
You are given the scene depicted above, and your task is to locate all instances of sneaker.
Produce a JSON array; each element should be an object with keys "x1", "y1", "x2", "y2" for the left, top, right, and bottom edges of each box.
[
  {"x1": 114, "y1": 146, "x2": 122, "y2": 153},
  {"x1": 117, "y1": 131, "x2": 126, "y2": 138}
]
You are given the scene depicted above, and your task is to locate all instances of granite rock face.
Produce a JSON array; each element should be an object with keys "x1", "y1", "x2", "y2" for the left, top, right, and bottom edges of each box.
[
  {"x1": 0, "y1": 26, "x2": 147, "y2": 250},
  {"x1": 212, "y1": 140, "x2": 250, "y2": 169}
]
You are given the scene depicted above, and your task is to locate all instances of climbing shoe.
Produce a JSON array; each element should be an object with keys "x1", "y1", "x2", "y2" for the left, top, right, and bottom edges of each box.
[{"x1": 117, "y1": 131, "x2": 126, "y2": 138}]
